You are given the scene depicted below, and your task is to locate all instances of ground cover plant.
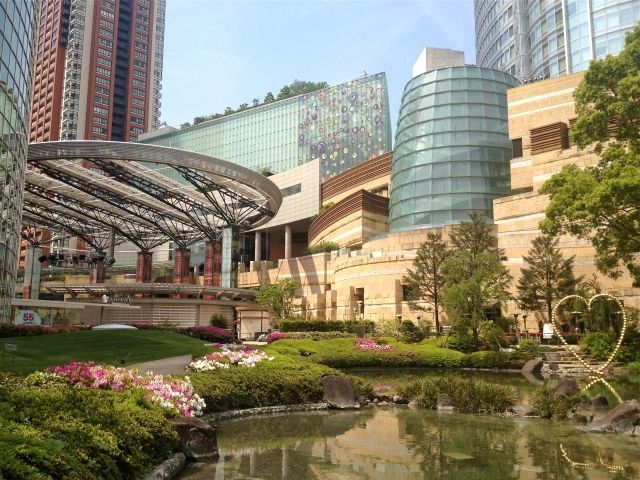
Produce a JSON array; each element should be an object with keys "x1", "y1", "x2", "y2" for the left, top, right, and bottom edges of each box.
[
  {"x1": 398, "y1": 376, "x2": 519, "y2": 414},
  {"x1": 0, "y1": 329, "x2": 208, "y2": 375},
  {"x1": 188, "y1": 344, "x2": 274, "y2": 371}
]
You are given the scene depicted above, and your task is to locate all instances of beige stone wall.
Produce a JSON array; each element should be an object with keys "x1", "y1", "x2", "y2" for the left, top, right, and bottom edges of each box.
[
  {"x1": 324, "y1": 174, "x2": 390, "y2": 206},
  {"x1": 310, "y1": 210, "x2": 389, "y2": 249}
]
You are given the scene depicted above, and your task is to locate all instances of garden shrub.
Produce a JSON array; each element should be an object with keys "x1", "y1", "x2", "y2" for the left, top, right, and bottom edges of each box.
[
  {"x1": 278, "y1": 319, "x2": 375, "y2": 334},
  {"x1": 438, "y1": 332, "x2": 475, "y2": 353},
  {"x1": 530, "y1": 385, "x2": 581, "y2": 419},
  {"x1": 627, "y1": 361, "x2": 640, "y2": 374},
  {"x1": 270, "y1": 331, "x2": 356, "y2": 342},
  {"x1": 209, "y1": 314, "x2": 229, "y2": 329},
  {"x1": 0, "y1": 323, "x2": 85, "y2": 338},
  {"x1": 398, "y1": 376, "x2": 518, "y2": 414},
  {"x1": 397, "y1": 320, "x2": 425, "y2": 343},
  {"x1": 177, "y1": 325, "x2": 232, "y2": 343},
  {"x1": 478, "y1": 321, "x2": 507, "y2": 351},
  {"x1": 580, "y1": 325, "x2": 640, "y2": 364},
  {"x1": 517, "y1": 339, "x2": 540, "y2": 356},
  {"x1": 301, "y1": 241, "x2": 339, "y2": 255},
  {"x1": 462, "y1": 351, "x2": 528, "y2": 369}
]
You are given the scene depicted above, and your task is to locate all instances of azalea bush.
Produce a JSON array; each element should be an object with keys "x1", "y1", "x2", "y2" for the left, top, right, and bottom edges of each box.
[
  {"x1": 177, "y1": 325, "x2": 232, "y2": 343},
  {"x1": 48, "y1": 361, "x2": 206, "y2": 417},
  {"x1": 355, "y1": 337, "x2": 394, "y2": 352},
  {"x1": 266, "y1": 331, "x2": 285, "y2": 343},
  {"x1": 187, "y1": 344, "x2": 274, "y2": 372},
  {"x1": 0, "y1": 323, "x2": 86, "y2": 337}
]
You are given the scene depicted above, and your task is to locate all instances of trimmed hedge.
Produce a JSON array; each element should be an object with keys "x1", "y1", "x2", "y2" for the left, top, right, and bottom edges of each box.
[
  {"x1": 399, "y1": 376, "x2": 518, "y2": 414},
  {"x1": 278, "y1": 319, "x2": 375, "y2": 333},
  {"x1": 0, "y1": 324, "x2": 87, "y2": 337},
  {"x1": 0, "y1": 374, "x2": 178, "y2": 479},
  {"x1": 462, "y1": 351, "x2": 529, "y2": 369}
]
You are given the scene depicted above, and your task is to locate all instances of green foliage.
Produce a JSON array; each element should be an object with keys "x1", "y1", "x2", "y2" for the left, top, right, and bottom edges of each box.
[
  {"x1": 274, "y1": 331, "x2": 356, "y2": 341},
  {"x1": 580, "y1": 324, "x2": 640, "y2": 363},
  {"x1": 0, "y1": 379, "x2": 177, "y2": 479},
  {"x1": 439, "y1": 332, "x2": 475, "y2": 353},
  {"x1": 209, "y1": 314, "x2": 229, "y2": 329},
  {"x1": 303, "y1": 241, "x2": 339, "y2": 255},
  {"x1": 276, "y1": 79, "x2": 328, "y2": 100},
  {"x1": 278, "y1": 319, "x2": 375, "y2": 333},
  {"x1": 399, "y1": 376, "x2": 518, "y2": 414},
  {"x1": 541, "y1": 27, "x2": 640, "y2": 285},
  {"x1": 462, "y1": 351, "x2": 528, "y2": 369},
  {"x1": 627, "y1": 361, "x2": 640, "y2": 374},
  {"x1": 517, "y1": 339, "x2": 541, "y2": 356},
  {"x1": 517, "y1": 235, "x2": 582, "y2": 321},
  {"x1": 397, "y1": 320, "x2": 425, "y2": 343},
  {"x1": 530, "y1": 385, "x2": 581, "y2": 419},
  {"x1": 402, "y1": 232, "x2": 450, "y2": 332},
  {"x1": 255, "y1": 279, "x2": 301, "y2": 320}
]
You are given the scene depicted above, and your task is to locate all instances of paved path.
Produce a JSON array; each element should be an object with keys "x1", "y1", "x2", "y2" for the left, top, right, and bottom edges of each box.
[{"x1": 128, "y1": 354, "x2": 192, "y2": 376}]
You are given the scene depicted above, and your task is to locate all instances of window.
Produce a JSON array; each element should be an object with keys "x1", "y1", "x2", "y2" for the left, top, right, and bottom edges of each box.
[
  {"x1": 136, "y1": 32, "x2": 147, "y2": 41},
  {"x1": 98, "y1": 28, "x2": 113, "y2": 38},
  {"x1": 134, "y1": 50, "x2": 147, "y2": 60},
  {"x1": 131, "y1": 126, "x2": 144, "y2": 133},
  {"x1": 98, "y1": 37, "x2": 112, "y2": 47},
  {"x1": 99, "y1": 19, "x2": 113, "y2": 28},
  {"x1": 136, "y1": 23, "x2": 148, "y2": 32},
  {"x1": 97, "y1": 47, "x2": 112, "y2": 57},
  {"x1": 96, "y1": 57, "x2": 111, "y2": 67},
  {"x1": 280, "y1": 183, "x2": 301, "y2": 197},
  {"x1": 131, "y1": 97, "x2": 144, "y2": 105},
  {"x1": 96, "y1": 86, "x2": 110, "y2": 95},
  {"x1": 130, "y1": 116, "x2": 144, "y2": 125},
  {"x1": 100, "y1": 9, "x2": 115, "y2": 19},
  {"x1": 93, "y1": 115, "x2": 108, "y2": 125},
  {"x1": 92, "y1": 126, "x2": 108, "y2": 135},
  {"x1": 132, "y1": 88, "x2": 145, "y2": 96},
  {"x1": 131, "y1": 107, "x2": 145, "y2": 115},
  {"x1": 133, "y1": 60, "x2": 146, "y2": 68},
  {"x1": 96, "y1": 76, "x2": 110, "y2": 85},
  {"x1": 134, "y1": 42, "x2": 147, "y2": 50},
  {"x1": 96, "y1": 67, "x2": 111, "y2": 76},
  {"x1": 511, "y1": 138, "x2": 523, "y2": 158},
  {"x1": 132, "y1": 78, "x2": 145, "y2": 87},
  {"x1": 95, "y1": 96, "x2": 109, "y2": 105}
]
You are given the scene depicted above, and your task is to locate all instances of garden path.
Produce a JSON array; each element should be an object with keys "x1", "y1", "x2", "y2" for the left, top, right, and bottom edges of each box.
[{"x1": 128, "y1": 354, "x2": 192, "y2": 376}]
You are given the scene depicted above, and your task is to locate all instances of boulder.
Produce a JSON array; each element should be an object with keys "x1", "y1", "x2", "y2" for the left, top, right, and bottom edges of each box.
[
  {"x1": 586, "y1": 399, "x2": 640, "y2": 433},
  {"x1": 437, "y1": 393, "x2": 454, "y2": 411},
  {"x1": 591, "y1": 394, "x2": 609, "y2": 409},
  {"x1": 512, "y1": 404, "x2": 537, "y2": 417},
  {"x1": 552, "y1": 379, "x2": 579, "y2": 399},
  {"x1": 171, "y1": 417, "x2": 218, "y2": 461},
  {"x1": 322, "y1": 375, "x2": 360, "y2": 409},
  {"x1": 392, "y1": 395, "x2": 409, "y2": 404},
  {"x1": 143, "y1": 453, "x2": 186, "y2": 480},
  {"x1": 521, "y1": 358, "x2": 544, "y2": 373}
]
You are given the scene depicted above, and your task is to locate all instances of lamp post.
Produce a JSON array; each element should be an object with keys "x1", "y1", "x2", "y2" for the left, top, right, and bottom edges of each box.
[
  {"x1": 522, "y1": 314, "x2": 528, "y2": 333},
  {"x1": 396, "y1": 314, "x2": 402, "y2": 327},
  {"x1": 512, "y1": 312, "x2": 519, "y2": 332}
]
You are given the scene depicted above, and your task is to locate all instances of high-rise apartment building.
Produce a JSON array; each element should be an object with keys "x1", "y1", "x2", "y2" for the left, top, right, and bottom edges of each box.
[
  {"x1": 30, "y1": 0, "x2": 165, "y2": 143},
  {"x1": 1, "y1": 0, "x2": 37, "y2": 321},
  {"x1": 475, "y1": 0, "x2": 640, "y2": 80}
]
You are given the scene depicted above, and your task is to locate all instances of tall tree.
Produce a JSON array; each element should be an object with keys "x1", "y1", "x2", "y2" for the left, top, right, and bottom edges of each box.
[
  {"x1": 263, "y1": 92, "x2": 275, "y2": 103},
  {"x1": 402, "y1": 232, "x2": 450, "y2": 333},
  {"x1": 517, "y1": 235, "x2": 583, "y2": 322},
  {"x1": 540, "y1": 26, "x2": 640, "y2": 285},
  {"x1": 255, "y1": 279, "x2": 300, "y2": 320},
  {"x1": 276, "y1": 80, "x2": 328, "y2": 100}
]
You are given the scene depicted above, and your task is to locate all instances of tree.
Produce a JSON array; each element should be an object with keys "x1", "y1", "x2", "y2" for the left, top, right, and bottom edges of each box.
[
  {"x1": 402, "y1": 232, "x2": 450, "y2": 334},
  {"x1": 448, "y1": 212, "x2": 501, "y2": 276},
  {"x1": 517, "y1": 235, "x2": 583, "y2": 322},
  {"x1": 179, "y1": 122, "x2": 191, "y2": 129},
  {"x1": 224, "y1": 107, "x2": 234, "y2": 115},
  {"x1": 255, "y1": 279, "x2": 300, "y2": 320},
  {"x1": 263, "y1": 92, "x2": 275, "y2": 103},
  {"x1": 238, "y1": 103, "x2": 249, "y2": 111},
  {"x1": 276, "y1": 80, "x2": 328, "y2": 100},
  {"x1": 540, "y1": 26, "x2": 640, "y2": 286}
]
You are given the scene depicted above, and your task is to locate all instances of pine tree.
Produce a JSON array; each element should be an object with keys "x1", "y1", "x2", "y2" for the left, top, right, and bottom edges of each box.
[
  {"x1": 402, "y1": 232, "x2": 449, "y2": 333},
  {"x1": 517, "y1": 235, "x2": 583, "y2": 322}
]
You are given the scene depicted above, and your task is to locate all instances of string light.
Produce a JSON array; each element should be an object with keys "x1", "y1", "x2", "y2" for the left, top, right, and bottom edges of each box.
[{"x1": 559, "y1": 444, "x2": 627, "y2": 473}]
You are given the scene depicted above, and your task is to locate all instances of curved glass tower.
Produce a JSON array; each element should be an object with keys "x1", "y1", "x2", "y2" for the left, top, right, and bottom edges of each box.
[
  {"x1": 0, "y1": 0, "x2": 36, "y2": 321},
  {"x1": 389, "y1": 66, "x2": 518, "y2": 232}
]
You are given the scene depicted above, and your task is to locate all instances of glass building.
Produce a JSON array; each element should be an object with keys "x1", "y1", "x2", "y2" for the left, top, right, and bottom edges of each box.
[
  {"x1": 475, "y1": 0, "x2": 640, "y2": 80},
  {"x1": 0, "y1": 0, "x2": 36, "y2": 321},
  {"x1": 142, "y1": 73, "x2": 392, "y2": 181},
  {"x1": 389, "y1": 66, "x2": 519, "y2": 232}
]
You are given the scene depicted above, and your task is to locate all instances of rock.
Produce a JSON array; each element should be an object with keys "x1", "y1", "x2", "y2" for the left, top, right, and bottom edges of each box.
[
  {"x1": 378, "y1": 401, "x2": 389, "y2": 406},
  {"x1": 521, "y1": 358, "x2": 544, "y2": 373},
  {"x1": 372, "y1": 391, "x2": 392, "y2": 402},
  {"x1": 437, "y1": 393, "x2": 454, "y2": 411},
  {"x1": 393, "y1": 395, "x2": 409, "y2": 404},
  {"x1": 407, "y1": 400, "x2": 419, "y2": 409},
  {"x1": 170, "y1": 417, "x2": 218, "y2": 461},
  {"x1": 143, "y1": 453, "x2": 186, "y2": 480},
  {"x1": 591, "y1": 394, "x2": 609, "y2": 409},
  {"x1": 586, "y1": 399, "x2": 640, "y2": 433},
  {"x1": 572, "y1": 413, "x2": 590, "y2": 424},
  {"x1": 322, "y1": 375, "x2": 360, "y2": 409},
  {"x1": 512, "y1": 404, "x2": 537, "y2": 417},
  {"x1": 552, "y1": 379, "x2": 579, "y2": 399},
  {"x1": 372, "y1": 398, "x2": 379, "y2": 404}
]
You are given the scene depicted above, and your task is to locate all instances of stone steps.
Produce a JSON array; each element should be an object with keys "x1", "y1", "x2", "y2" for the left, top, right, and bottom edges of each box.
[{"x1": 541, "y1": 349, "x2": 618, "y2": 377}]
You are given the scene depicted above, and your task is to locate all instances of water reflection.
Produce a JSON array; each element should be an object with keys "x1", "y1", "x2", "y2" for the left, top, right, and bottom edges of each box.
[{"x1": 178, "y1": 409, "x2": 639, "y2": 479}]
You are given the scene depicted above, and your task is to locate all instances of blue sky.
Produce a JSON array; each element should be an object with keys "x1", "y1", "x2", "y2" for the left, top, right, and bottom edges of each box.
[{"x1": 161, "y1": 0, "x2": 476, "y2": 134}]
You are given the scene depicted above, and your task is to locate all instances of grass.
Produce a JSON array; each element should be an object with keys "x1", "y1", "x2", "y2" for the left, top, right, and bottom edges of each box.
[{"x1": 0, "y1": 329, "x2": 209, "y2": 375}]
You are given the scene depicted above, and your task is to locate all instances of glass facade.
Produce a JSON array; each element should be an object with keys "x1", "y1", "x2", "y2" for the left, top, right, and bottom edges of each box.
[
  {"x1": 143, "y1": 73, "x2": 392, "y2": 179},
  {"x1": 475, "y1": 0, "x2": 640, "y2": 80},
  {"x1": 0, "y1": 0, "x2": 36, "y2": 322},
  {"x1": 389, "y1": 66, "x2": 518, "y2": 232}
]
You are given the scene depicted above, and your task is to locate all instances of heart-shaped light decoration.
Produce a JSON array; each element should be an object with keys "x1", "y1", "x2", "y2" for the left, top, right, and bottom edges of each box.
[{"x1": 551, "y1": 293, "x2": 627, "y2": 376}]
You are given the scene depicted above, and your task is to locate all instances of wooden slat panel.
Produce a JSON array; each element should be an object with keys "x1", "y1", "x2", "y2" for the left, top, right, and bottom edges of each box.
[
  {"x1": 322, "y1": 151, "x2": 392, "y2": 201},
  {"x1": 530, "y1": 122, "x2": 569, "y2": 154}
]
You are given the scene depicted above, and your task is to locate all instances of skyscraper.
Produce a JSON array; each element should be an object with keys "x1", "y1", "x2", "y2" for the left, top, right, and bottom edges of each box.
[
  {"x1": 30, "y1": 0, "x2": 166, "y2": 143},
  {"x1": 475, "y1": 0, "x2": 640, "y2": 80},
  {"x1": 1, "y1": 0, "x2": 37, "y2": 321}
]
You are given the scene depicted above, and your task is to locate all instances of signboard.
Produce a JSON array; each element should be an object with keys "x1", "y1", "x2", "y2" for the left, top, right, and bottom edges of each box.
[{"x1": 15, "y1": 309, "x2": 42, "y2": 326}]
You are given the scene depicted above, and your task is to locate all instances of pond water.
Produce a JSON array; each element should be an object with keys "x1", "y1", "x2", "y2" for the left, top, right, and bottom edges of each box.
[{"x1": 179, "y1": 408, "x2": 639, "y2": 479}]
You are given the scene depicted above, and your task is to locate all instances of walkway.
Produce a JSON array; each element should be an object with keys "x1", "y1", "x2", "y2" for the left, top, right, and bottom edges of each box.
[{"x1": 128, "y1": 354, "x2": 192, "y2": 376}]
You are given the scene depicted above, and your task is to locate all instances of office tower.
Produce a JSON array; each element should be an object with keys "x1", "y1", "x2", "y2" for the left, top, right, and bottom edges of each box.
[
  {"x1": 412, "y1": 47, "x2": 465, "y2": 77},
  {"x1": 30, "y1": 0, "x2": 166, "y2": 143},
  {"x1": 475, "y1": 0, "x2": 640, "y2": 80},
  {"x1": 0, "y1": 0, "x2": 37, "y2": 321}
]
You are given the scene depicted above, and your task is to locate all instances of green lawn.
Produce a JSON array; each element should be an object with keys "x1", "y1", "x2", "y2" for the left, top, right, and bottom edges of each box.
[{"x1": 0, "y1": 330, "x2": 208, "y2": 375}]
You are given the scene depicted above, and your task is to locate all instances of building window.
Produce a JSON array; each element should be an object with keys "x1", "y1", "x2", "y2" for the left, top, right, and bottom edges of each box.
[
  {"x1": 280, "y1": 183, "x2": 302, "y2": 197},
  {"x1": 511, "y1": 138, "x2": 523, "y2": 158}
]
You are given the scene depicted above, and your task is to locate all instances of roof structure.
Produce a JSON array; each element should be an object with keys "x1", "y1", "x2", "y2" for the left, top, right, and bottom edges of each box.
[{"x1": 23, "y1": 141, "x2": 282, "y2": 254}]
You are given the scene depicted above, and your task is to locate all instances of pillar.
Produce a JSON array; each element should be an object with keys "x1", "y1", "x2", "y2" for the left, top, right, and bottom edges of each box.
[
  {"x1": 254, "y1": 232, "x2": 262, "y2": 262},
  {"x1": 23, "y1": 246, "x2": 42, "y2": 299},
  {"x1": 136, "y1": 251, "x2": 153, "y2": 283},
  {"x1": 173, "y1": 248, "x2": 191, "y2": 284},
  {"x1": 204, "y1": 240, "x2": 222, "y2": 300},
  {"x1": 284, "y1": 224, "x2": 292, "y2": 260},
  {"x1": 89, "y1": 262, "x2": 106, "y2": 284}
]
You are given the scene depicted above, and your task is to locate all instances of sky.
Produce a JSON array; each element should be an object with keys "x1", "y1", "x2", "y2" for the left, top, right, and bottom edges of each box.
[{"x1": 160, "y1": 0, "x2": 476, "y2": 134}]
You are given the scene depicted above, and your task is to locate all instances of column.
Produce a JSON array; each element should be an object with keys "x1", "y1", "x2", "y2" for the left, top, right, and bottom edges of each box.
[
  {"x1": 173, "y1": 248, "x2": 191, "y2": 284},
  {"x1": 284, "y1": 224, "x2": 292, "y2": 260},
  {"x1": 221, "y1": 227, "x2": 233, "y2": 288},
  {"x1": 204, "y1": 240, "x2": 222, "y2": 300},
  {"x1": 89, "y1": 262, "x2": 106, "y2": 284},
  {"x1": 136, "y1": 251, "x2": 153, "y2": 283},
  {"x1": 254, "y1": 232, "x2": 262, "y2": 262},
  {"x1": 23, "y1": 246, "x2": 42, "y2": 299}
]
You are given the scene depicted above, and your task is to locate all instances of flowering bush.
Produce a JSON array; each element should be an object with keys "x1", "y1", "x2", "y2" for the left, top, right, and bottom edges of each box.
[
  {"x1": 266, "y1": 331, "x2": 285, "y2": 343},
  {"x1": 355, "y1": 337, "x2": 394, "y2": 352},
  {"x1": 48, "y1": 361, "x2": 205, "y2": 417},
  {"x1": 177, "y1": 325, "x2": 232, "y2": 342},
  {"x1": 187, "y1": 344, "x2": 274, "y2": 372}
]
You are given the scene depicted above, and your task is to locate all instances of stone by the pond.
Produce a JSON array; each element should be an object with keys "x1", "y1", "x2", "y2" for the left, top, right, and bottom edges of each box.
[
  {"x1": 437, "y1": 393, "x2": 454, "y2": 411},
  {"x1": 143, "y1": 453, "x2": 185, "y2": 480},
  {"x1": 393, "y1": 395, "x2": 409, "y2": 404},
  {"x1": 521, "y1": 358, "x2": 543, "y2": 373},
  {"x1": 171, "y1": 417, "x2": 218, "y2": 461},
  {"x1": 586, "y1": 399, "x2": 640, "y2": 433},
  {"x1": 552, "y1": 379, "x2": 579, "y2": 399},
  {"x1": 591, "y1": 394, "x2": 609, "y2": 409},
  {"x1": 572, "y1": 413, "x2": 591, "y2": 424},
  {"x1": 512, "y1": 404, "x2": 537, "y2": 417},
  {"x1": 442, "y1": 451, "x2": 474, "y2": 460},
  {"x1": 322, "y1": 375, "x2": 360, "y2": 409}
]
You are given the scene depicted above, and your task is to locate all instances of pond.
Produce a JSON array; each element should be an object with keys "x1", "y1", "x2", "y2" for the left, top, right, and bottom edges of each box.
[{"x1": 178, "y1": 408, "x2": 640, "y2": 479}]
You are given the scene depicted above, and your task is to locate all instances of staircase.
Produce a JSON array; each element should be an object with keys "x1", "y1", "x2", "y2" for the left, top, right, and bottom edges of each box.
[{"x1": 540, "y1": 348, "x2": 619, "y2": 377}]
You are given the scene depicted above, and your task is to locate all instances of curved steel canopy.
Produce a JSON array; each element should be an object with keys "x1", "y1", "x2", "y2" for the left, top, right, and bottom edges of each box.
[{"x1": 25, "y1": 141, "x2": 282, "y2": 252}]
